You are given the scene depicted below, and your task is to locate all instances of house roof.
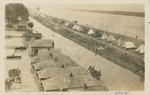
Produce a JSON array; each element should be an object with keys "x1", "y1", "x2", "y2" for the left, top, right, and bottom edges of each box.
[
  {"x1": 31, "y1": 53, "x2": 52, "y2": 63},
  {"x1": 22, "y1": 32, "x2": 33, "y2": 38},
  {"x1": 8, "y1": 69, "x2": 21, "y2": 77},
  {"x1": 52, "y1": 52, "x2": 70, "y2": 61},
  {"x1": 68, "y1": 85, "x2": 109, "y2": 91},
  {"x1": 37, "y1": 66, "x2": 89, "y2": 79},
  {"x1": 33, "y1": 60, "x2": 54, "y2": 70},
  {"x1": 30, "y1": 49, "x2": 62, "y2": 63},
  {"x1": 33, "y1": 58, "x2": 78, "y2": 71},
  {"x1": 41, "y1": 74, "x2": 102, "y2": 91},
  {"x1": 27, "y1": 38, "x2": 54, "y2": 48},
  {"x1": 32, "y1": 33, "x2": 43, "y2": 38}
]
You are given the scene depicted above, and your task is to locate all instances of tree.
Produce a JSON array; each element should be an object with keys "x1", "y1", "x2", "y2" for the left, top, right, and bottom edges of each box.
[{"x1": 5, "y1": 3, "x2": 29, "y2": 24}]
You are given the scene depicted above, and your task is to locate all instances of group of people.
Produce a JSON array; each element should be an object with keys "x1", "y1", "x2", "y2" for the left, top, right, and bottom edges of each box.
[{"x1": 88, "y1": 66, "x2": 102, "y2": 80}]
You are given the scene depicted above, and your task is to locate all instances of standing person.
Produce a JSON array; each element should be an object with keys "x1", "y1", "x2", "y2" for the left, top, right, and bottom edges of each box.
[
  {"x1": 91, "y1": 66, "x2": 95, "y2": 76},
  {"x1": 97, "y1": 71, "x2": 102, "y2": 80},
  {"x1": 88, "y1": 65, "x2": 92, "y2": 71},
  {"x1": 95, "y1": 49, "x2": 98, "y2": 56},
  {"x1": 95, "y1": 44, "x2": 99, "y2": 56}
]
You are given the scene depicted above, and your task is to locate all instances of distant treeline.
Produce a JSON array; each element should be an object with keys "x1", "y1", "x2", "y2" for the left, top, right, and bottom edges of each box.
[{"x1": 69, "y1": 9, "x2": 144, "y2": 17}]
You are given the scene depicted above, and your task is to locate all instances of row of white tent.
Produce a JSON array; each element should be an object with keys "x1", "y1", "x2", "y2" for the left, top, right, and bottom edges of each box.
[
  {"x1": 87, "y1": 28, "x2": 144, "y2": 54},
  {"x1": 65, "y1": 22, "x2": 94, "y2": 33},
  {"x1": 101, "y1": 33, "x2": 144, "y2": 54},
  {"x1": 87, "y1": 29, "x2": 116, "y2": 42},
  {"x1": 72, "y1": 24, "x2": 83, "y2": 32},
  {"x1": 64, "y1": 23, "x2": 145, "y2": 54}
]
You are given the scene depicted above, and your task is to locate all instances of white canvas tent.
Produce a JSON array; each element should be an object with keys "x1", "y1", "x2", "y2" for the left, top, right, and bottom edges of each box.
[
  {"x1": 76, "y1": 26, "x2": 83, "y2": 31},
  {"x1": 65, "y1": 22, "x2": 70, "y2": 26},
  {"x1": 115, "y1": 39, "x2": 124, "y2": 46},
  {"x1": 122, "y1": 41, "x2": 136, "y2": 49},
  {"x1": 72, "y1": 25, "x2": 77, "y2": 30},
  {"x1": 76, "y1": 25, "x2": 80, "y2": 30},
  {"x1": 135, "y1": 44, "x2": 144, "y2": 54},
  {"x1": 88, "y1": 29, "x2": 95, "y2": 35},
  {"x1": 107, "y1": 35, "x2": 116, "y2": 42},
  {"x1": 101, "y1": 33, "x2": 108, "y2": 40}
]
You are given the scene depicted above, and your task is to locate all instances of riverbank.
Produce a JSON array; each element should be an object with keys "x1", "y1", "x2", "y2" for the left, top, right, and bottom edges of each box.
[{"x1": 31, "y1": 15, "x2": 144, "y2": 78}]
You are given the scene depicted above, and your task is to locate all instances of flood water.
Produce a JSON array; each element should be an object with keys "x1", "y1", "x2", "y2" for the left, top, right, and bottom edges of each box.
[
  {"x1": 5, "y1": 31, "x2": 39, "y2": 91},
  {"x1": 30, "y1": 17, "x2": 144, "y2": 91},
  {"x1": 30, "y1": 4, "x2": 144, "y2": 40}
]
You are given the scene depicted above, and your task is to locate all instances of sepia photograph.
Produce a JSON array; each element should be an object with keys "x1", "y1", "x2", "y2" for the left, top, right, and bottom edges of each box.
[{"x1": 4, "y1": 1, "x2": 145, "y2": 93}]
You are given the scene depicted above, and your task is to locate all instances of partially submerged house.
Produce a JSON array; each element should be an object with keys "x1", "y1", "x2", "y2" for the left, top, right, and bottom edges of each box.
[
  {"x1": 22, "y1": 32, "x2": 43, "y2": 46},
  {"x1": 27, "y1": 38, "x2": 54, "y2": 56},
  {"x1": 37, "y1": 66, "x2": 89, "y2": 81},
  {"x1": 14, "y1": 22, "x2": 27, "y2": 31},
  {"x1": 31, "y1": 49, "x2": 78, "y2": 68},
  {"x1": 68, "y1": 84, "x2": 109, "y2": 91},
  {"x1": 41, "y1": 74, "x2": 108, "y2": 91},
  {"x1": 32, "y1": 33, "x2": 43, "y2": 39},
  {"x1": 30, "y1": 49, "x2": 59, "y2": 64}
]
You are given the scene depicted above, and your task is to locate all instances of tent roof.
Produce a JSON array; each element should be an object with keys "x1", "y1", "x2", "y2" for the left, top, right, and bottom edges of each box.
[
  {"x1": 135, "y1": 44, "x2": 144, "y2": 54},
  {"x1": 122, "y1": 41, "x2": 136, "y2": 49},
  {"x1": 107, "y1": 35, "x2": 116, "y2": 42},
  {"x1": 76, "y1": 25, "x2": 81, "y2": 31},
  {"x1": 65, "y1": 22, "x2": 70, "y2": 26},
  {"x1": 101, "y1": 33, "x2": 108, "y2": 40},
  {"x1": 42, "y1": 74, "x2": 101, "y2": 91},
  {"x1": 88, "y1": 29, "x2": 95, "y2": 34},
  {"x1": 115, "y1": 38, "x2": 124, "y2": 46},
  {"x1": 72, "y1": 25, "x2": 77, "y2": 29}
]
